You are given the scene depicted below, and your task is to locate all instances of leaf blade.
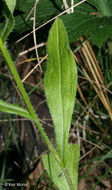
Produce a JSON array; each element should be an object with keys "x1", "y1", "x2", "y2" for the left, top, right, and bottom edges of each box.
[
  {"x1": 44, "y1": 18, "x2": 77, "y2": 164},
  {"x1": 60, "y1": 0, "x2": 112, "y2": 47},
  {"x1": 0, "y1": 99, "x2": 33, "y2": 120},
  {"x1": 87, "y1": 0, "x2": 112, "y2": 17},
  {"x1": 61, "y1": 13, "x2": 112, "y2": 47}
]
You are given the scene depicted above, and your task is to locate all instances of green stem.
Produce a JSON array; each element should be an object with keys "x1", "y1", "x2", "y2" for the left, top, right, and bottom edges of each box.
[{"x1": 0, "y1": 37, "x2": 74, "y2": 190}]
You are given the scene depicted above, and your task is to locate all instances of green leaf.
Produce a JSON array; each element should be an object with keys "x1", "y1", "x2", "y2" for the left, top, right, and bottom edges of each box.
[
  {"x1": 44, "y1": 18, "x2": 77, "y2": 164},
  {"x1": 0, "y1": 99, "x2": 33, "y2": 120},
  {"x1": 61, "y1": 2, "x2": 112, "y2": 47},
  {"x1": 0, "y1": 0, "x2": 16, "y2": 42},
  {"x1": 14, "y1": 0, "x2": 61, "y2": 33},
  {"x1": 87, "y1": 0, "x2": 112, "y2": 17},
  {"x1": 42, "y1": 144, "x2": 80, "y2": 190}
]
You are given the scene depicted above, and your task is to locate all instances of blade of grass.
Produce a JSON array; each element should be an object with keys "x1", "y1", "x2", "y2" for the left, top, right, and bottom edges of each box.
[{"x1": 90, "y1": 167, "x2": 112, "y2": 190}]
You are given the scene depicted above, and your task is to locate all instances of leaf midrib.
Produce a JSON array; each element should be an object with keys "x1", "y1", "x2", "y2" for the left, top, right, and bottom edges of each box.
[{"x1": 57, "y1": 21, "x2": 64, "y2": 161}]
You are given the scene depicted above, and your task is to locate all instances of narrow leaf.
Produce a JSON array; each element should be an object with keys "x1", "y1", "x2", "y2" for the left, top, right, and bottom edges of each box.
[
  {"x1": 44, "y1": 18, "x2": 77, "y2": 164},
  {"x1": 0, "y1": 99, "x2": 33, "y2": 120}
]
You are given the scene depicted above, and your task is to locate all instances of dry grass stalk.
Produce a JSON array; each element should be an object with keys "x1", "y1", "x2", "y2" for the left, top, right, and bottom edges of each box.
[
  {"x1": 75, "y1": 38, "x2": 112, "y2": 121},
  {"x1": 33, "y1": 0, "x2": 42, "y2": 71}
]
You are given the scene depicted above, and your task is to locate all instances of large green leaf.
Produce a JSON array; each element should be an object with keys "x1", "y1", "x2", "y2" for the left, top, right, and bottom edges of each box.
[
  {"x1": 60, "y1": 0, "x2": 112, "y2": 47},
  {"x1": 14, "y1": 0, "x2": 61, "y2": 33},
  {"x1": 44, "y1": 18, "x2": 77, "y2": 164},
  {"x1": 87, "y1": 0, "x2": 112, "y2": 17},
  {"x1": 0, "y1": 99, "x2": 33, "y2": 120},
  {"x1": 61, "y1": 14, "x2": 112, "y2": 47},
  {"x1": 0, "y1": 0, "x2": 16, "y2": 42}
]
